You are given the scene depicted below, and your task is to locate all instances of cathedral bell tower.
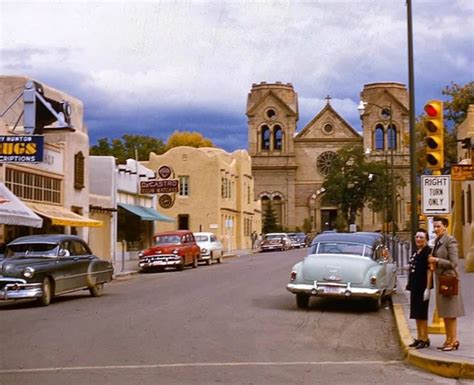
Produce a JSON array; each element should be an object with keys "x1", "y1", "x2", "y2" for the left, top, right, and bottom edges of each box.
[{"x1": 246, "y1": 82, "x2": 298, "y2": 229}]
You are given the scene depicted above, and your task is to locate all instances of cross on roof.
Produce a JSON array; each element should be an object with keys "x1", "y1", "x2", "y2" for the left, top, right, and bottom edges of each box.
[{"x1": 325, "y1": 95, "x2": 332, "y2": 104}]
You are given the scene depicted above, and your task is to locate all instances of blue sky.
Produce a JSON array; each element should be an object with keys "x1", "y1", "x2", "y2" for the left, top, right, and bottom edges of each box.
[{"x1": 1, "y1": 0, "x2": 473, "y2": 151}]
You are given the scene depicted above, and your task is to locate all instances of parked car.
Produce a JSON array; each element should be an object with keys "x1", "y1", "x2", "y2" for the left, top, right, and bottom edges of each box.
[
  {"x1": 194, "y1": 232, "x2": 224, "y2": 265},
  {"x1": 287, "y1": 232, "x2": 308, "y2": 248},
  {"x1": 138, "y1": 230, "x2": 200, "y2": 272},
  {"x1": 0, "y1": 234, "x2": 114, "y2": 306},
  {"x1": 260, "y1": 233, "x2": 291, "y2": 252},
  {"x1": 286, "y1": 232, "x2": 397, "y2": 310}
]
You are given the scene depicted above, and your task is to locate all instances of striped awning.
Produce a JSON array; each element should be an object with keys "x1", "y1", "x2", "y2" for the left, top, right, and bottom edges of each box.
[
  {"x1": 27, "y1": 202, "x2": 103, "y2": 227},
  {"x1": 0, "y1": 183, "x2": 43, "y2": 228}
]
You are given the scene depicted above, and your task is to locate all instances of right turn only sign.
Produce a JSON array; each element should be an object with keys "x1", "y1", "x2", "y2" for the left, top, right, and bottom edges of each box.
[{"x1": 421, "y1": 175, "x2": 451, "y2": 215}]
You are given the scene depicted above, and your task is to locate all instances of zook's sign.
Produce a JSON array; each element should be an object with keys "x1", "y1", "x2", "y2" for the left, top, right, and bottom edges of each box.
[{"x1": 0, "y1": 135, "x2": 44, "y2": 163}]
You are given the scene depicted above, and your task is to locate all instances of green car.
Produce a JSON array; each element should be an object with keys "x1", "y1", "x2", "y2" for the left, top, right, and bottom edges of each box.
[{"x1": 286, "y1": 232, "x2": 397, "y2": 310}]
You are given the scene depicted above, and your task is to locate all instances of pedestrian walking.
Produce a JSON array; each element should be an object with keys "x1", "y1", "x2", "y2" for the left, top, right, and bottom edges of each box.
[
  {"x1": 406, "y1": 228, "x2": 432, "y2": 349},
  {"x1": 428, "y1": 216, "x2": 465, "y2": 352},
  {"x1": 251, "y1": 231, "x2": 258, "y2": 250}
]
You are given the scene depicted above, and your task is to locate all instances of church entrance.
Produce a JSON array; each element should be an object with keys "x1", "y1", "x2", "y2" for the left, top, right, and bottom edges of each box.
[{"x1": 321, "y1": 209, "x2": 337, "y2": 231}]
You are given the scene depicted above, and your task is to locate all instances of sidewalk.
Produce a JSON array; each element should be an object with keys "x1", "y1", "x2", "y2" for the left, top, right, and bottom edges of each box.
[
  {"x1": 392, "y1": 258, "x2": 474, "y2": 379},
  {"x1": 112, "y1": 249, "x2": 252, "y2": 279}
]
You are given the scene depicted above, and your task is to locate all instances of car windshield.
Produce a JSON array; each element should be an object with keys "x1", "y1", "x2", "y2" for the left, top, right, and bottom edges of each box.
[
  {"x1": 5, "y1": 243, "x2": 59, "y2": 258},
  {"x1": 309, "y1": 242, "x2": 372, "y2": 257},
  {"x1": 195, "y1": 235, "x2": 209, "y2": 242},
  {"x1": 154, "y1": 235, "x2": 182, "y2": 245}
]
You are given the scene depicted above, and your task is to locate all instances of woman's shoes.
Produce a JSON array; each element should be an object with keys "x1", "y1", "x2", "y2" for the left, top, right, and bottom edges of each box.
[
  {"x1": 437, "y1": 341, "x2": 448, "y2": 350},
  {"x1": 415, "y1": 339, "x2": 430, "y2": 349},
  {"x1": 442, "y1": 341, "x2": 460, "y2": 352},
  {"x1": 409, "y1": 339, "x2": 420, "y2": 347}
]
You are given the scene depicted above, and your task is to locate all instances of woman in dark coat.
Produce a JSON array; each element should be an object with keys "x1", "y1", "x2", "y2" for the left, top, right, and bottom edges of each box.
[{"x1": 407, "y1": 228, "x2": 432, "y2": 349}]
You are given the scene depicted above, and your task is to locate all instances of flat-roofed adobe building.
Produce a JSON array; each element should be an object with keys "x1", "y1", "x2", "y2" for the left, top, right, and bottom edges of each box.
[
  {"x1": 0, "y1": 75, "x2": 101, "y2": 245},
  {"x1": 142, "y1": 146, "x2": 261, "y2": 250}
]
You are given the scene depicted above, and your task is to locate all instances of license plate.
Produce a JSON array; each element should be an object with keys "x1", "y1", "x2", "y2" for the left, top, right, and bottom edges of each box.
[{"x1": 324, "y1": 287, "x2": 341, "y2": 294}]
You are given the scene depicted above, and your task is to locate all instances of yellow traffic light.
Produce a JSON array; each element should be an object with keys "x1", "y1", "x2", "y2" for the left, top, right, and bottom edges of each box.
[{"x1": 424, "y1": 100, "x2": 444, "y2": 171}]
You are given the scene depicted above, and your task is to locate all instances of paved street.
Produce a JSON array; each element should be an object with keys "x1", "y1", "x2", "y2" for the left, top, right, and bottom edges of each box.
[{"x1": 0, "y1": 249, "x2": 468, "y2": 385}]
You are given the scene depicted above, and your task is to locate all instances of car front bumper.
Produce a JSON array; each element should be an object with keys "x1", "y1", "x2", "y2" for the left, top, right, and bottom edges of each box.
[
  {"x1": 261, "y1": 244, "x2": 283, "y2": 251},
  {"x1": 0, "y1": 278, "x2": 43, "y2": 300},
  {"x1": 286, "y1": 282, "x2": 381, "y2": 298},
  {"x1": 139, "y1": 255, "x2": 182, "y2": 268}
]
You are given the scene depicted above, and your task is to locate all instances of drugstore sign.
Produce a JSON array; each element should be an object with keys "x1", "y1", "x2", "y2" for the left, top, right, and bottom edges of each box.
[{"x1": 0, "y1": 135, "x2": 44, "y2": 163}]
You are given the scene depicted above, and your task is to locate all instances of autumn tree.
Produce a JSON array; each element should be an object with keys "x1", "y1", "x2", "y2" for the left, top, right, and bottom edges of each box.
[
  {"x1": 165, "y1": 130, "x2": 215, "y2": 150},
  {"x1": 90, "y1": 134, "x2": 165, "y2": 163},
  {"x1": 442, "y1": 81, "x2": 474, "y2": 126}
]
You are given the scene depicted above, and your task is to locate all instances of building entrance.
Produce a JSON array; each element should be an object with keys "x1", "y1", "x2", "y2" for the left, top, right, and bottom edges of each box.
[{"x1": 321, "y1": 209, "x2": 337, "y2": 231}]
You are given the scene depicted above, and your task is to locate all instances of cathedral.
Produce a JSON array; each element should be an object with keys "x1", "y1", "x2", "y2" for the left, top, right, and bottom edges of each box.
[{"x1": 246, "y1": 81, "x2": 412, "y2": 233}]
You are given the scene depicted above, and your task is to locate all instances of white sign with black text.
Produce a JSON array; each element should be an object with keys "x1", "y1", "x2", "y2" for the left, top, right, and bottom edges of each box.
[{"x1": 421, "y1": 175, "x2": 451, "y2": 215}]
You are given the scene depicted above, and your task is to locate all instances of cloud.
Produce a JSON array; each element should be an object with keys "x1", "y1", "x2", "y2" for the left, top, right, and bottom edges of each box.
[{"x1": 0, "y1": 0, "x2": 472, "y2": 151}]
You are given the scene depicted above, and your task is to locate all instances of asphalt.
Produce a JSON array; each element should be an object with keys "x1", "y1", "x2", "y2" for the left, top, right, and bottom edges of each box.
[{"x1": 112, "y1": 248, "x2": 474, "y2": 380}]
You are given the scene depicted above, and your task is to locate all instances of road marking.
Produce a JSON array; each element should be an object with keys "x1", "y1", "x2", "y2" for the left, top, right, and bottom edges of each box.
[{"x1": 0, "y1": 360, "x2": 402, "y2": 374}]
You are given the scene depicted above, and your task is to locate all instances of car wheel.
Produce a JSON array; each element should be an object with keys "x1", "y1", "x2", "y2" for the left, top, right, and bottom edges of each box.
[
  {"x1": 192, "y1": 256, "x2": 198, "y2": 268},
  {"x1": 89, "y1": 282, "x2": 104, "y2": 297},
  {"x1": 207, "y1": 252, "x2": 213, "y2": 266},
  {"x1": 370, "y1": 296, "x2": 382, "y2": 311},
  {"x1": 296, "y1": 294, "x2": 310, "y2": 309},
  {"x1": 37, "y1": 277, "x2": 52, "y2": 306}
]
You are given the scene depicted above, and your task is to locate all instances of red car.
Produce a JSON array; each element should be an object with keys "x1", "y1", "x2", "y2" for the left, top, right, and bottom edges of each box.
[{"x1": 138, "y1": 230, "x2": 200, "y2": 272}]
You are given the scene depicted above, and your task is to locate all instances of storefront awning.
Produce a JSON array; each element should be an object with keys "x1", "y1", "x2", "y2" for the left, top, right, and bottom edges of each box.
[
  {"x1": 0, "y1": 183, "x2": 43, "y2": 228},
  {"x1": 118, "y1": 203, "x2": 174, "y2": 222},
  {"x1": 27, "y1": 202, "x2": 103, "y2": 227}
]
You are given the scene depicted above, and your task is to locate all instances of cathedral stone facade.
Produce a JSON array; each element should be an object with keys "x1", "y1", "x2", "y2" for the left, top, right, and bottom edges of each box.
[{"x1": 247, "y1": 81, "x2": 411, "y2": 233}]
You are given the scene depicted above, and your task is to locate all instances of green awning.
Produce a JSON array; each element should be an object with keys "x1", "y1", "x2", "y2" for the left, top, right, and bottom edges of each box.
[{"x1": 118, "y1": 203, "x2": 174, "y2": 222}]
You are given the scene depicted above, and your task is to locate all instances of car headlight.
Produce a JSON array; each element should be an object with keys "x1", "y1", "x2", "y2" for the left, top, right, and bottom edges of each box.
[
  {"x1": 172, "y1": 249, "x2": 179, "y2": 254},
  {"x1": 138, "y1": 251, "x2": 144, "y2": 258},
  {"x1": 201, "y1": 248, "x2": 208, "y2": 253},
  {"x1": 23, "y1": 267, "x2": 35, "y2": 279}
]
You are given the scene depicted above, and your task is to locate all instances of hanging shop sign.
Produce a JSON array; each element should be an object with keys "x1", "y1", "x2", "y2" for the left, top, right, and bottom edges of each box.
[
  {"x1": 0, "y1": 135, "x2": 44, "y2": 163},
  {"x1": 140, "y1": 179, "x2": 179, "y2": 194}
]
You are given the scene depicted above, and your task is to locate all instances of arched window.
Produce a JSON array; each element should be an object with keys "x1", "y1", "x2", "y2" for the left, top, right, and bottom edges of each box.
[
  {"x1": 272, "y1": 195, "x2": 283, "y2": 225},
  {"x1": 261, "y1": 195, "x2": 270, "y2": 216},
  {"x1": 375, "y1": 124, "x2": 384, "y2": 150},
  {"x1": 273, "y1": 125, "x2": 282, "y2": 150},
  {"x1": 387, "y1": 124, "x2": 397, "y2": 150},
  {"x1": 261, "y1": 125, "x2": 270, "y2": 150}
]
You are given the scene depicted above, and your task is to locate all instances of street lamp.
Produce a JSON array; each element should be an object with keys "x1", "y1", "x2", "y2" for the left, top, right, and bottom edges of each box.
[{"x1": 358, "y1": 101, "x2": 396, "y2": 240}]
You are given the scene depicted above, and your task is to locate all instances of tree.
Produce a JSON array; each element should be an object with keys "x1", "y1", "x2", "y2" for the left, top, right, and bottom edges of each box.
[
  {"x1": 90, "y1": 134, "x2": 165, "y2": 163},
  {"x1": 322, "y1": 144, "x2": 404, "y2": 228},
  {"x1": 442, "y1": 81, "x2": 474, "y2": 126},
  {"x1": 165, "y1": 130, "x2": 215, "y2": 150},
  {"x1": 262, "y1": 202, "x2": 279, "y2": 234}
]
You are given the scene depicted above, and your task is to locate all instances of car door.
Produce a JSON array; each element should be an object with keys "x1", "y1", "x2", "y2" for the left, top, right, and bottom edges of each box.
[
  {"x1": 54, "y1": 241, "x2": 80, "y2": 293},
  {"x1": 69, "y1": 240, "x2": 94, "y2": 289}
]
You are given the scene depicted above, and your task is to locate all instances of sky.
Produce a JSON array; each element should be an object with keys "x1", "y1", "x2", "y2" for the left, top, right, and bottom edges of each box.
[{"x1": 1, "y1": 0, "x2": 473, "y2": 152}]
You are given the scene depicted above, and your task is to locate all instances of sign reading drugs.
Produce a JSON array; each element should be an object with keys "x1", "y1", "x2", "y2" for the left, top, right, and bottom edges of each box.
[
  {"x1": 0, "y1": 135, "x2": 44, "y2": 163},
  {"x1": 140, "y1": 179, "x2": 179, "y2": 194},
  {"x1": 421, "y1": 175, "x2": 451, "y2": 215}
]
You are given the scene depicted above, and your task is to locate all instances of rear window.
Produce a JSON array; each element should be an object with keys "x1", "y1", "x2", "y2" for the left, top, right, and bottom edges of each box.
[
  {"x1": 309, "y1": 242, "x2": 372, "y2": 257},
  {"x1": 195, "y1": 235, "x2": 209, "y2": 242},
  {"x1": 265, "y1": 234, "x2": 284, "y2": 240}
]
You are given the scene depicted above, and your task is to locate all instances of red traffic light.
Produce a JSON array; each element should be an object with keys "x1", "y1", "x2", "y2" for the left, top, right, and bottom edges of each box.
[{"x1": 424, "y1": 103, "x2": 439, "y2": 117}]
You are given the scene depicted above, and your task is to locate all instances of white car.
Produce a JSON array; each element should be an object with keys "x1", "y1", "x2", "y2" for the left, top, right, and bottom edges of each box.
[{"x1": 194, "y1": 232, "x2": 224, "y2": 265}]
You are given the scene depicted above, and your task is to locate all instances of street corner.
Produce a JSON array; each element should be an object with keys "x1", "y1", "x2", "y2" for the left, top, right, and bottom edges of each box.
[
  {"x1": 392, "y1": 303, "x2": 412, "y2": 351},
  {"x1": 406, "y1": 350, "x2": 474, "y2": 380}
]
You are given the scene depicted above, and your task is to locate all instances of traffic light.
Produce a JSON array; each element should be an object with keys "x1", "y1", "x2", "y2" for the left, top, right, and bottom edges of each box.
[{"x1": 424, "y1": 100, "x2": 444, "y2": 171}]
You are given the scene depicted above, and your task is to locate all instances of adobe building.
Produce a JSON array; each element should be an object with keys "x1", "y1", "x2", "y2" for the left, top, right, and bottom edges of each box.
[
  {"x1": 0, "y1": 76, "x2": 101, "y2": 245},
  {"x1": 247, "y1": 81, "x2": 411, "y2": 233},
  {"x1": 143, "y1": 146, "x2": 262, "y2": 250}
]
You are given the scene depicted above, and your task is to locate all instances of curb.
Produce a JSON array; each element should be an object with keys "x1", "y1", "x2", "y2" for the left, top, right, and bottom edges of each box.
[
  {"x1": 113, "y1": 270, "x2": 139, "y2": 280},
  {"x1": 393, "y1": 303, "x2": 474, "y2": 379}
]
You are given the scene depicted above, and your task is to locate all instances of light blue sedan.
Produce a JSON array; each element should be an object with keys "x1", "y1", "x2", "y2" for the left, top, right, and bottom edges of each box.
[{"x1": 286, "y1": 232, "x2": 397, "y2": 310}]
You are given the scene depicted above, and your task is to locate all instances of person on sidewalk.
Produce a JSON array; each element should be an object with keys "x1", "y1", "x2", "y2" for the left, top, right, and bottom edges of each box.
[
  {"x1": 251, "y1": 231, "x2": 258, "y2": 250},
  {"x1": 406, "y1": 228, "x2": 432, "y2": 349},
  {"x1": 428, "y1": 216, "x2": 465, "y2": 352}
]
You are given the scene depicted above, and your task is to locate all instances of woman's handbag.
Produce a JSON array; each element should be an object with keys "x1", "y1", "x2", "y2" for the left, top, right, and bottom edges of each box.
[{"x1": 438, "y1": 273, "x2": 459, "y2": 296}]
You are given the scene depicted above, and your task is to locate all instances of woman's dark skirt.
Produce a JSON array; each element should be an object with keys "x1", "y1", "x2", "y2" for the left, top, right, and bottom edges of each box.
[{"x1": 410, "y1": 287, "x2": 429, "y2": 320}]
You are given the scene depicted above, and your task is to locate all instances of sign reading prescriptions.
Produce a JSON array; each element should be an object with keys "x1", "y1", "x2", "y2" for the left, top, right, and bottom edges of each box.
[
  {"x1": 421, "y1": 175, "x2": 451, "y2": 215},
  {"x1": 0, "y1": 135, "x2": 44, "y2": 162}
]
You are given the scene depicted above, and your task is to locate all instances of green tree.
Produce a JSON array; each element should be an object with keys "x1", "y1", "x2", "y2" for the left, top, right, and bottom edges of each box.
[
  {"x1": 165, "y1": 130, "x2": 215, "y2": 150},
  {"x1": 262, "y1": 202, "x2": 278, "y2": 234},
  {"x1": 90, "y1": 134, "x2": 165, "y2": 163},
  {"x1": 442, "y1": 81, "x2": 474, "y2": 126},
  {"x1": 322, "y1": 144, "x2": 404, "y2": 228}
]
